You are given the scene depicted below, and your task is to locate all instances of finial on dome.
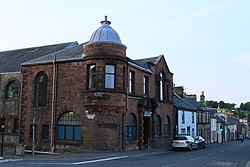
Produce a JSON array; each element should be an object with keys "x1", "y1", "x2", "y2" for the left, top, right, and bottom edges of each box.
[{"x1": 100, "y1": 15, "x2": 111, "y2": 25}]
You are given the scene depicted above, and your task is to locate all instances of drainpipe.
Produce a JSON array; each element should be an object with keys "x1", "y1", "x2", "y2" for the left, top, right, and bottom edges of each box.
[
  {"x1": 51, "y1": 55, "x2": 58, "y2": 152},
  {"x1": 122, "y1": 61, "x2": 129, "y2": 151}
]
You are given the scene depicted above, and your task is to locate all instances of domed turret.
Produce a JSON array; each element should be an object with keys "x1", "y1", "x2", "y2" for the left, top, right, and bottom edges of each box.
[
  {"x1": 88, "y1": 16, "x2": 124, "y2": 47},
  {"x1": 84, "y1": 16, "x2": 127, "y2": 58}
]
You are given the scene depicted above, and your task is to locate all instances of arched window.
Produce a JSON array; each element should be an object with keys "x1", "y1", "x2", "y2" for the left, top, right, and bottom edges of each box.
[
  {"x1": 34, "y1": 72, "x2": 47, "y2": 106},
  {"x1": 5, "y1": 80, "x2": 19, "y2": 99},
  {"x1": 57, "y1": 112, "x2": 81, "y2": 141},
  {"x1": 126, "y1": 113, "x2": 137, "y2": 140},
  {"x1": 164, "y1": 116, "x2": 171, "y2": 137},
  {"x1": 154, "y1": 115, "x2": 161, "y2": 136}
]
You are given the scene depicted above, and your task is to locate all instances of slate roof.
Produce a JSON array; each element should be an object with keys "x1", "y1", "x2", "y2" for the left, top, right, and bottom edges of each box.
[
  {"x1": 183, "y1": 96, "x2": 205, "y2": 111},
  {"x1": 173, "y1": 93, "x2": 196, "y2": 111},
  {"x1": 23, "y1": 42, "x2": 85, "y2": 65},
  {"x1": 0, "y1": 42, "x2": 76, "y2": 73},
  {"x1": 133, "y1": 56, "x2": 158, "y2": 69}
]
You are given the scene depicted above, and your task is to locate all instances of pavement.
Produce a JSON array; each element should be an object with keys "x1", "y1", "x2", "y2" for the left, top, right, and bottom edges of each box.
[{"x1": 2, "y1": 149, "x2": 169, "y2": 161}]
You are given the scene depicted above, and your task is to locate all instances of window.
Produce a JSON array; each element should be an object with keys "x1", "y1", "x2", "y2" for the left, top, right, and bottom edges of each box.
[
  {"x1": 143, "y1": 76, "x2": 148, "y2": 96},
  {"x1": 129, "y1": 71, "x2": 135, "y2": 94},
  {"x1": 154, "y1": 115, "x2": 161, "y2": 136},
  {"x1": 105, "y1": 65, "x2": 115, "y2": 89},
  {"x1": 42, "y1": 125, "x2": 49, "y2": 139},
  {"x1": 126, "y1": 113, "x2": 137, "y2": 140},
  {"x1": 187, "y1": 127, "x2": 190, "y2": 136},
  {"x1": 34, "y1": 72, "x2": 48, "y2": 106},
  {"x1": 182, "y1": 111, "x2": 185, "y2": 124},
  {"x1": 88, "y1": 64, "x2": 96, "y2": 89},
  {"x1": 156, "y1": 72, "x2": 165, "y2": 101},
  {"x1": 192, "y1": 128, "x2": 195, "y2": 137},
  {"x1": 159, "y1": 73, "x2": 164, "y2": 101},
  {"x1": 5, "y1": 80, "x2": 19, "y2": 99},
  {"x1": 57, "y1": 112, "x2": 81, "y2": 141},
  {"x1": 164, "y1": 116, "x2": 170, "y2": 136},
  {"x1": 205, "y1": 113, "x2": 207, "y2": 123},
  {"x1": 14, "y1": 118, "x2": 19, "y2": 133},
  {"x1": 181, "y1": 128, "x2": 185, "y2": 135},
  {"x1": 192, "y1": 112, "x2": 195, "y2": 123}
]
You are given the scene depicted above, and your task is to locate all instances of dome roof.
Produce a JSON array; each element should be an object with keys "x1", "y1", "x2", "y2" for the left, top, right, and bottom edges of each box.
[{"x1": 88, "y1": 16, "x2": 125, "y2": 47}]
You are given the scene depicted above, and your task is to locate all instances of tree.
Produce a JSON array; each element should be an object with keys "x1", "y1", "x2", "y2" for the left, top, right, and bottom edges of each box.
[
  {"x1": 240, "y1": 102, "x2": 250, "y2": 112},
  {"x1": 218, "y1": 101, "x2": 225, "y2": 108}
]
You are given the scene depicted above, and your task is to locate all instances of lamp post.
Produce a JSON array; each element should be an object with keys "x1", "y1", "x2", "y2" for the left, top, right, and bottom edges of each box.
[{"x1": 0, "y1": 117, "x2": 5, "y2": 158}]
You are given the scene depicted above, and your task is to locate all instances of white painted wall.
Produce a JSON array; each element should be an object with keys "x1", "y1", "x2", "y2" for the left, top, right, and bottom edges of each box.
[
  {"x1": 177, "y1": 109, "x2": 197, "y2": 137},
  {"x1": 211, "y1": 117, "x2": 217, "y2": 143}
]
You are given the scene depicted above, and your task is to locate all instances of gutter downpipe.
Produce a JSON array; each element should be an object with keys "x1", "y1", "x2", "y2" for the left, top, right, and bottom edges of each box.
[{"x1": 51, "y1": 55, "x2": 57, "y2": 152}]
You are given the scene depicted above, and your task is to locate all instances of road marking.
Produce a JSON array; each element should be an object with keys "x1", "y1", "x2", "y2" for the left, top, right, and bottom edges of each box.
[
  {"x1": 0, "y1": 159, "x2": 23, "y2": 163},
  {"x1": 188, "y1": 156, "x2": 202, "y2": 161},
  {"x1": 246, "y1": 160, "x2": 250, "y2": 167},
  {"x1": 30, "y1": 156, "x2": 128, "y2": 165},
  {"x1": 73, "y1": 156, "x2": 128, "y2": 165}
]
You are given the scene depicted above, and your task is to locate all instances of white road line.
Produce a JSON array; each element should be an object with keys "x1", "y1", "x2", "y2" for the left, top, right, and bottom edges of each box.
[
  {"x1": 73, "y1": 156, "x2": 128, "y2": 165},
  {"x1": 188, "y1": 156, "x2": 202, "y2": 161},
  {"x1": 246, "y1": 160, "x2": 250, "y2": 167},
  {"x1": 0, "y1": 159, "x2": 23, "y2": 163},
  {"x1": 29, "y1": 156, "x2": 129, "y2": 165}
]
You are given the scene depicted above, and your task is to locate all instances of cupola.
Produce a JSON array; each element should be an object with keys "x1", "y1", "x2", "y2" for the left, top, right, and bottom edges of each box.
[
  {"x1": 88, "y1": 16, "x2": 125, "y2": 47},
  {"x1": 84, "y1": 16, "x2": 127, "y2": 58}
]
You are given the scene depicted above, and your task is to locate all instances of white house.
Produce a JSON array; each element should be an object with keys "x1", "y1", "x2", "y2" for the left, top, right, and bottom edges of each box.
[{"x1": 173, "y1": 89, "x2": 197, "y2": 137}]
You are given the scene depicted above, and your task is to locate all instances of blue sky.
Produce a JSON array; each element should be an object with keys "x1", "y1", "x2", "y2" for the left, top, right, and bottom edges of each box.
[{"x1": 0, "y1": 0, "x2": 249, "y2": 106}]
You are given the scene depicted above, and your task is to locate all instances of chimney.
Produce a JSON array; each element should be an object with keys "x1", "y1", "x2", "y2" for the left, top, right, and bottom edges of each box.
[
  {"x1": 200, "y1": 91, "x2": 205, "y2": 102},
  {"x1": 186, "y1": 94, "x2": 197, "y2": 101},
  {"x1": 174, "y1": 86, "x2": 184, "y2": 98}
]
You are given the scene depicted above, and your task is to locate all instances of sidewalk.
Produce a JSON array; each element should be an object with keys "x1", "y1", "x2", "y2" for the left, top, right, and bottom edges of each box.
[{"x1": 2, "y1": 149, "x2": 168, "y2": 161}]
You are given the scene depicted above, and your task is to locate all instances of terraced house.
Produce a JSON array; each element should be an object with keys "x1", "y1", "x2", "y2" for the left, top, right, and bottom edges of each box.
[{"x1": 0, "y1": 16, "x2": 175, "y2": 152}]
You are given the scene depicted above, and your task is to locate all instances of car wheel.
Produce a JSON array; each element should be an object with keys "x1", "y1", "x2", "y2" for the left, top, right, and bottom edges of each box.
[
  {"x1": 189, "y1": 145, "x2": 192, "y2": 151},
  {"x1": 172, "y1": 147, "x2": 176, "y2": 151}
]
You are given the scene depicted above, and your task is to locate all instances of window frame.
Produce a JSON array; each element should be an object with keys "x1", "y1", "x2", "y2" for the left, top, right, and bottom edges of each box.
[
  {"x1": 105, "y1": 64, "x2": 116, "y2": 89},
  {"x1": 87, "y1": 64, "x2": 96, "y2": 89},
  {"x1": 129, "y1": 71, "x2": 135, "y2": 94},
  {"x1": 143, "y1": 76, "x2": 149, "y2": 97},
  {"x1": 126, "y1": 113, "x2": 137, "y2": 141},
  {"x1": 164, "y1": 116, "x2": 171, "y2": 137},
  {"x1": 154, "y1": 115, "x2": 161, "y2": 136},
  {"x1": 34, "y1": 72, "x2": 48, "y2": 107},
  {"x1": 56, "y1": 112, "x2": 81, "y2": 141},
  {"x1": 5, "y1": 80, "x2": 19, "y2": 99}
]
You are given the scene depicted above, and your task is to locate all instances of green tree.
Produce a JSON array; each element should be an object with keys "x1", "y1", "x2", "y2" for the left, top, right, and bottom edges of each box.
[{"x1": 219, "y1": 101, "x2": 225, "y2": 108}]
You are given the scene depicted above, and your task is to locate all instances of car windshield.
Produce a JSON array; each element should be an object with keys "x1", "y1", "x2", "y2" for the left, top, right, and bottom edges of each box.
[
  {"x1": 174, "y1": 137, "x2": 187, "y2": 140},
  {"x1": 194, "y1": 137, "x2": 199, "y2": 140}
]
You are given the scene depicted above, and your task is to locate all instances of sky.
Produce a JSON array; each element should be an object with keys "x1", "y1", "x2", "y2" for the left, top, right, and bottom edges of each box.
[{"x1": 0, "y1": 0, "x2": 249, "y2": 106}]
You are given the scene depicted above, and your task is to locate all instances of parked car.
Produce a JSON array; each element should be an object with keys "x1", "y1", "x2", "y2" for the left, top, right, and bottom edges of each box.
[
  {"x1": 194, "y1": 136, "x2": 206, "y2": 149},
  {"x1": 172, "y1": 135, "x2": 198, "y2": 151}
]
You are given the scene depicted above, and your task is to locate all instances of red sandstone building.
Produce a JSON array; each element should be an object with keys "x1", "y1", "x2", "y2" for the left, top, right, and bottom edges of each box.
[{"x1": 1, "y1": 16, "x2": 175, "y2": 152}]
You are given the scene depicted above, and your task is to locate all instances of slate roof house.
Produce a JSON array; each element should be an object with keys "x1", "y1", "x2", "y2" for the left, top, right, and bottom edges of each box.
[
  {"x1": 173, "y1": 87, "x2": 197, "y2": 137},
  {"x1": 0, "y1": 16, "x2": 175, "y2": 153}
]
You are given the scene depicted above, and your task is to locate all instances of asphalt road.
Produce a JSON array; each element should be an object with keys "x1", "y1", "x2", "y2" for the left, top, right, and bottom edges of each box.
[{"x1": 1, "y1": 140, "x2": 250, "y2": 167}]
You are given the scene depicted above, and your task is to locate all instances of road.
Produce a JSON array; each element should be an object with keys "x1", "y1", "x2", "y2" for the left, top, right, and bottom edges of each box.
[{"x1": 1, "y1": 140, "x2": 250, "y2": 167}]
